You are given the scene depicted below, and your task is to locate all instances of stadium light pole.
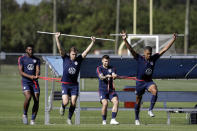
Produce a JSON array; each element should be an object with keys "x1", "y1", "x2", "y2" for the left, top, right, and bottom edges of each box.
[
  {"x1": 53, "y1": 0, "x2": 57, "y2": 55},
  {"x1": 149, "y1": 0, "x2": 153, "y2": 35},
  {"x1": 184, "y1": 0, "x2": 190, "y2": 55},
  {"x1": 133, "y1": 0, "x2": 137, "y2": 34},
  {"x1": 115, "y1": 0, "x2": 120, "y2": 54}
]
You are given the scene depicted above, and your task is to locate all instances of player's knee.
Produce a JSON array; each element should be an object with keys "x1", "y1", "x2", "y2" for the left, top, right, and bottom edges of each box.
[{"x1": 102, "y1": 100, "x2": 108, "y2": 107}]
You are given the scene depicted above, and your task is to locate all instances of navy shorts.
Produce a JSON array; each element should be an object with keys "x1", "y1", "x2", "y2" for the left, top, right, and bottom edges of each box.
[
  {"x1": 22, "y1": 80, "x2": 40, "y2": 93},
  {"x1": 61, "y1": 85, "x2": 79, "y2": 96},
  {"x1": 99, "y1": 90, "x2": 118, "y2": 101},
  {"x1": 135, "y1": 81, "x2": 155, "y2": 96}
]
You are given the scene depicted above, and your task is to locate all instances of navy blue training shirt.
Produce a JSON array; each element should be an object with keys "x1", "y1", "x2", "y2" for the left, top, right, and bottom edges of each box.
[
  {"x1": 18, "y1": 55, "x2": 40, "y2": 83},
  {"x1": 96, "y1": 65, "x2": 116, "y2": 92},
  {"x1": 61, "y1": 55, "x2": 83, "y2": 85},
  {"x1": 135, "y1": 53, "x2": 160, "y2": 81}
]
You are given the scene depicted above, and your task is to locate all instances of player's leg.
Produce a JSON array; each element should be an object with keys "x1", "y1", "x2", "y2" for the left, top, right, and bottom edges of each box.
[
  {"x1": 110, "y1": 95, "x2": 119, "y2": 125},
  {"x1": 101, "y1": 99, "x2": 108, "y2": 125},
  {"x1": 31, "y1": 92, "x2": 39, "y2": 125},
  {"x1": 67, "y1": 95, "x2": 78, "y2": 125},
  {"x1": 60, "y1": 86, "x2": 70, "y2": 116},
  {"x1": 23, "y1": 90, "x2": 32, "y2": 124},
  {"x1": 147, "y1": 84, "x2": 158, "y2": 117},
  {"x1": 30, "y1": 81, "x2": 40, "y2": 125},
  {"x1": 135, "y1": 95, "x2": 142, "y2": 125},
  {"x1": 67, "y1": 85, "x2": 79, "y2": 125}
]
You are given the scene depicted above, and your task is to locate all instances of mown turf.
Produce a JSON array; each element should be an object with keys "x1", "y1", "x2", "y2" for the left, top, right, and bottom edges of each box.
[{"x1": 0, "y1": 65, "x2": 197, "y2": 131}]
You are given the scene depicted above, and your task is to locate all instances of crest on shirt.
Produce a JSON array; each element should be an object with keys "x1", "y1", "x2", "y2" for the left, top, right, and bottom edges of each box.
[
  {"x1": 68, "y1": 67, "x2": 76, "y2": 75},
  {"x1": 150, "y1": 61, "x2": 154, "y2": 66},
  {"x1": 33, "y1": 59, "x2": 37, "y2": 63},
  {"x1": 74, "y1": 61, "x2": 78, "y2": 65},
  {"x1": 145, "y1": 68, "x2": 152, "y2": 75},
  {"x1": 108, "y1": 69, "x2": 112, "y2": 73}
]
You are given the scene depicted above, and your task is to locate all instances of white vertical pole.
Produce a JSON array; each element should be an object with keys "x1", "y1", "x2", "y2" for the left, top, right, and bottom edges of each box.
[
  {"x1": 115, "y1": 0, "x2": 120, "y2": 54},
  {"x1": 45, "y1": 63, "x2": 50, "y2": 125},
  {"x1": 81, "y1": 79, "x2": 85, "y2": 91},
  {"x1": 133, "y1": 0, "x2": 137, "y2": 34},
  {"x1": 149, "y1": 0, "x2": 153, "y2": 35},
  {"x1": 156, "y1": 36, "x2": 159, "y2": 53},
  {"x1": 75, "y1": 73, "x2": 80, "y2": 125}
]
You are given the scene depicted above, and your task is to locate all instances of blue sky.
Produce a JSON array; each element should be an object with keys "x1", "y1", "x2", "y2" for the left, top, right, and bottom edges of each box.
[{"x1": 16, "y1": 0, "x2": 42, "y2": 5}]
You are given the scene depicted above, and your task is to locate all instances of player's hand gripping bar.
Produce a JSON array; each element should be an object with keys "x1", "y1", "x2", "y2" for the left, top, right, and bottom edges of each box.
[{"x1": 37, "y1": 31, "x2": 115, "y2": 42}]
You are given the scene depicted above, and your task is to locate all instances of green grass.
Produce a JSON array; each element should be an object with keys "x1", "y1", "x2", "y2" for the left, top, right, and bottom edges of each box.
[{"x1": 0, "y1": 65, "x2": 197, "y2": 131}]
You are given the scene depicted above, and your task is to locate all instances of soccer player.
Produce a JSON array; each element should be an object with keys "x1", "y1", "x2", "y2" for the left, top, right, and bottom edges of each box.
[
  {"x1": 18, "y1": 45, "x2": 40, "y2": 125},
  {"x1": 96, "y1": 55, "x2": 119, "y2": 125},
  {"x1": 121, "y1": 32, "x2": 177, "y2": 125},
  {"x1": 55, "y1": 32, "x2": 96, "y2": 125}
]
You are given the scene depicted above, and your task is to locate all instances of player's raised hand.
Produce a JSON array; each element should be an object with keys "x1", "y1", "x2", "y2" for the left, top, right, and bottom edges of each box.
[
  {"x1": 55, "y1": 32, "x2": 61, "y2": 38},
  {"x1": 121, "y1": 31, "x2": 127, "y2": 40},
  {"x1": 173, "y1": 33, "x2": 177, "y2": 40},
  {"x1": 91, "y1": 36, "x2": 96, "y2": 43}
]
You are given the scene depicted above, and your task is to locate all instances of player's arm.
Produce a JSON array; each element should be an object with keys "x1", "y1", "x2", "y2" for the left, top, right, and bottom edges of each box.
[
  {"x1": 159, "y1": 33, "x2": 177, "y2": 56},
  {"x1": 35, "y1": 60, "x2": 40, "y2": 79},
  {"x1": 121, "y1": 32, "x2": 138, "y2": 59},
  {"x1": 55, "y1": 32, "x2": 66, "y2": 57},
  {"x1": 81, "y1": 36, "x2": 96, "y2": 58},
  {"x1": 112, "y1": 73, "x2": 117, "y2": 80}
]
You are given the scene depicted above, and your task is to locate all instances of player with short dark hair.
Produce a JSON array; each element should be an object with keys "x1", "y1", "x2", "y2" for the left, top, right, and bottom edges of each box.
[
  {"x1": 121, "y1": 32, "x2": 177, "y2": 125},
  {"x1": 55, "y1": 32, "x2": 96, "y2": 125},
  {"x1": 18, "y1": 45, "x2": 40, "y2": 125},
  {"x1": 96, "y1": 55, "x2": 119, "y2": 125}
]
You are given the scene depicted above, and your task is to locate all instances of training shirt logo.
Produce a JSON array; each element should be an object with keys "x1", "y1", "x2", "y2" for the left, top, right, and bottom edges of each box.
[
  {"x1": 150, "y1": 62, "x2": 154, "y2": 66},
  {"x1": 145, "y1": 68, "x2": 152, "y2": 75},
  {"x1": 74, "y1": 61, "x2": 78, "y2": 65},
  {"x1": 33, "y1": 59, "x2": 37, "y2": 63},
  {"x1": 27, "y1": 64, "x2": 34, "y2": 70},
  {"x1": 108, "y1": 69, "x2": 112, "y2": 73},
  {"x1": 68, "y1": 67, "x2": 76, "y2": 75}
]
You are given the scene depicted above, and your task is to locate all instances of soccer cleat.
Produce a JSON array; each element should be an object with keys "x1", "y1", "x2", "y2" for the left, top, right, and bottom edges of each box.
[
  {"x1": 110, "y1": 119, "x2": 119, "y2": 125},
  {"x1": 22, "y1": 115, "x2": 28, "y2": 125},
  {"x1": 102, "y1": 120, "x2": 107, "y2": 125},
  {"x1": 135, "y1": 120, "x2": 140, "y2": 125},
  {"x1": 67, "y1": 119, "x2": 72, "y2": 125},
  {"x1": 60, "y1": 105, "x2": 65, "y2": 116},
  {"x1": 148, "y1": 110, "x2": 155, "y2": 117},
  {"x1": 30, "y1": 120, "x2": 35, "y2": 125}
]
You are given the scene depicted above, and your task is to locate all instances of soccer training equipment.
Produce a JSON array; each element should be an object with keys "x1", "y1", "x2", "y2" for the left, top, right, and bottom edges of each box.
[
  {"x1": 60, "y1": 105, "x2": 65, "y2": 116},
  {"x1": 110, "y1": 119, "x2": 119, "y2": 125},
  {"x1": 22, "y1": 115, "x2": 28, "y2": 125},
  {"x1": 148, "y1": 110, "x2": 155, "y2": 117},
  {"x1": 135, "y1": 120, "x2": 140, "y2": 125},
  {"x1": 37, "y1": 31, "x2": 115, "y2": 41},
  {"x1": 67, "y1": 119, "x2": 72, "y2": 125},
  {"x1": 102, "y1": 120, "x2": 107, "y2": 125}
]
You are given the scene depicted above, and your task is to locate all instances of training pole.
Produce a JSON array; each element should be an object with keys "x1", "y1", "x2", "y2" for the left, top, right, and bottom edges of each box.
[
  {"x1": 110, "y1": 34, "x2": 184, "y2": 37},
  {"x1": 37, "y1": 31, "x2": 115, "y2": 42}
]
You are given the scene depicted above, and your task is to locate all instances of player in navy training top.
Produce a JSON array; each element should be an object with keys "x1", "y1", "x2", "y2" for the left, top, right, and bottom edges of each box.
[
  {"x1": 121, "y1": 32, "x2": 177, "y2": 125},
  {"x1": 18, "y1": 45, "x2": 40, "y2": 125},
  {"x1": 96, "y1": 55, "x2": 119, "y2": 125},
  {"x1": 55, "y1": 32, "x2": 96, "y2": 125}
]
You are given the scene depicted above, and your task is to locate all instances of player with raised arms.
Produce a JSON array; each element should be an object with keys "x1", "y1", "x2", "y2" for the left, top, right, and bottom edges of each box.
[
  {"x1": 55, "y1": 32, "x2": 96, "y2": 125},
  {"x1": 96, "y1": 55, "x2": 119, "y2": 125},
  {"x1": 121, "y1": 32, "x2": 176, "y2": 125},
  {"x1": 18, "y1": 45, "x2": 40, "y2": 125}
]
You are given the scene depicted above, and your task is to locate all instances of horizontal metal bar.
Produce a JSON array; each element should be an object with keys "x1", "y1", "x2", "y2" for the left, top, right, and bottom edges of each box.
[
  {"x1": 110, "y1": 34, "x2": 184, "y2": 37},
  {"x1": 37, "y1": 31, "x2": 115, "y2": 41}
]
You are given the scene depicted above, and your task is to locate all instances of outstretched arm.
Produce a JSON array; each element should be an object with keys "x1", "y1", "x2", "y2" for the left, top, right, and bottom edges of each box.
[
  {"x1": 159, "y1": 33, "x2": 177, "y2": 56},
  {"x1": 81, "y1": 36, "x2": 96, "y2": 58},
  {"x1": 55, "y1": 32, "x2": 66, "y2": 57},
  {"x1": 121, "y1": 32, "x2": 138, "y2": 58}
]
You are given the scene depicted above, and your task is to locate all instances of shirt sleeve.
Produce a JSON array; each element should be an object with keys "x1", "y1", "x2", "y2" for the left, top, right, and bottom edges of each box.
[
  {"x1": 134, "y1": 53, "x2": 141, "y2": 61},
  {"x1": 77, "y1": 55, "x2": 84, "y2": 63},
  {"x1": 37, "y1": 58, "x2": 41, "y2": 67},
  {"x1": 152, "y1": 53, "x2": 160, "y2": 61},
  {"x1": 96, "y1": 66, "x2": 103, "y2": 78},
  {"x1": 18, "y1": 56, "x2": 23, "y2": 66}
]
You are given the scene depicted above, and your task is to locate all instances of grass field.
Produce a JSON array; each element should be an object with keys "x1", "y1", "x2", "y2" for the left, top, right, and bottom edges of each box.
[{"x1": 0, "y1": 65, "x2": 197, "y2": 131}]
